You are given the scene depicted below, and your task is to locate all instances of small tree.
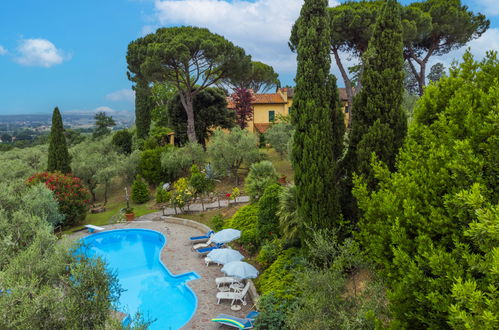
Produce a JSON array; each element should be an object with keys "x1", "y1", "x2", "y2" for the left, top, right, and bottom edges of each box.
[
  {"x1": 47, "y1": 107, "x2": 71, "y2": 174},
  {"x1": 231, "y1": 88, "x2": 255, "y2": 129},
  {"x1": 265, "y1": 122, "x2": 293, "y2": 159},
  {"x1": 189, "y1": 165, "x2": 215, "y2": 211},
  {"x1": 170, "y1": 177, "x2": 192, "y2": 213},
  {"x1": 207, "y1": 127, "x2": 261, "y2": 185},
  {"x1": 427, "y1": 62, "x2": 445, "y2": 83},
  {"x1": 112, "y1": 130, "x2": 133, "y2": 154},
  {"x1": 131, "y1": 175, "x2": 149, "y2": 204},
  {"x1": 93, "y1": 112, "x2": 116, "y2": 139},
  {"x1": 161, "y1": 143, "x2": 205, "y2": 182},
  {"x1": 245, "y1": 161, "x2": 279, "y2": 202}
]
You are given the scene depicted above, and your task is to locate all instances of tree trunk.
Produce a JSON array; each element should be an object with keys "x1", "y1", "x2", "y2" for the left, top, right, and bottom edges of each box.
[
  {"x1": 331, "y1": 47, "x2": 354, "y2": 128},
  {"x1": 179, "y1": 91, "x2": 198, "y2": 143},
  {"x1": 104, "y1": 184, "x2": 108, "y2": 205}
]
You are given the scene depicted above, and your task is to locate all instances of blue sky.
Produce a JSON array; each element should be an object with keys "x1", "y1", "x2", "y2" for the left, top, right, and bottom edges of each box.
[{"x1": 0, "y1": 0, "x2": 498, "y2": 115}]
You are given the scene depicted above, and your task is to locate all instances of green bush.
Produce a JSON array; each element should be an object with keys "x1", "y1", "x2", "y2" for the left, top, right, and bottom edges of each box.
[
  {"x1": 244, "y1": 160, "x2": 279, "y2": 202},
  {"x1": 255, "y1": 248, "x2": 304, "y2": 300},
  {"x1": 224, "y1": 204, "x2": 260, "y2": 253},
  {"x1": 138, "y1": 147, "x2": 169, "y2": 185},
  {"x1": 131, "y1": 176, "x2": 149, "y2": 204},
  {"x1": 161, "y1": 143, "x2": 205, "y2": 181},
  {"x1": 210, "y1": 214, "x2": 225, "y2": 231},
  {"x1": 258, "y1": 184, "x2": 282, "y2": 241},
  {"x1": 155, "y1": 183, "x2": 170, "y2": 204}
]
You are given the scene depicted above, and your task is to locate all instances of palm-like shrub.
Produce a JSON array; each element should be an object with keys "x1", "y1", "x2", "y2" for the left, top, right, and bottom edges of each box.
[{"x1": 244, "y1": 160, "x2": 279, "y2": 202}]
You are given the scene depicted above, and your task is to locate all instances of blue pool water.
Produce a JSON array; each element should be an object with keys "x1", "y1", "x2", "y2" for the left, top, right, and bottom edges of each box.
[{"x1": 80, "y1": 229, "x2": 199, "y2": 329}]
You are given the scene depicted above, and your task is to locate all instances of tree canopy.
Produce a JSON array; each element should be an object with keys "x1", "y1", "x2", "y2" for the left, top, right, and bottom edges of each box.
[
  {"x1": 222, "y1": 61, "x2": 280, "y2": 93},
  {"x1": 127, "y1": 26, "x2": 251, "y2": 143}
]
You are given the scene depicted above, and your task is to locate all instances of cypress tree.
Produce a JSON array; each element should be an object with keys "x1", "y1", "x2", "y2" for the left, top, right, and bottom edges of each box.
[
  {"x1": 291, "y1": 0, "x2": 345, "y2": 231},
  {"x1": 47, "y1": 107, "x2": 72, "y2": 173},
  {"x1": 341, "y1": 0, "x2": 406, "y2": 218},
  {"x1": 134, "y1": 79, "x2": 153, "y2": 139}
]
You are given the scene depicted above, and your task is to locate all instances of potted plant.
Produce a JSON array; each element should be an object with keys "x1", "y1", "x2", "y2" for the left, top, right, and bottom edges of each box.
[{"x1": 124, "y1": 207, "x2": 135, "y2": 221}]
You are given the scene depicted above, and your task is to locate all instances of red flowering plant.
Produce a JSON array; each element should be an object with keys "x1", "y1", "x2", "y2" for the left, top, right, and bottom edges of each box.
[{"x1": 27, "y1": 172, "x2": 91, "y2": 226}]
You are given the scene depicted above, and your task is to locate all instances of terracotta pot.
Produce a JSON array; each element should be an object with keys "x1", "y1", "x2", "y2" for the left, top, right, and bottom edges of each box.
[{"x1": 125, "y1": 213, "x2": 135, "y2": 221}]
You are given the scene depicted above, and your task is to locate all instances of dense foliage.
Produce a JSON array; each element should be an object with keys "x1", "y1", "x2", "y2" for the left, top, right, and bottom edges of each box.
[
  {"x1": 27, "y1": 172, "x2": 91, "y2": 226},
  {"x1": 47, "y1": 107, "x2": 71, "y2": 174},
  {"x1": 168, "y1": 87, "x2": 235, "y2": 146},
  {"x1": 138, "y1": 147, "x2": 169, "y2": 185},
  {"x1": 354, "y1": 52, "x2": 498, "y2": 328},
  {"x1": 0, "y1": 194, "x2": 121, "y2": 328}
]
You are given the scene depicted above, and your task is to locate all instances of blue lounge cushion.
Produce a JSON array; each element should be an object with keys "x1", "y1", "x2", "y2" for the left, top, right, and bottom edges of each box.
[
  {"x1": 196, "y1": 243, "x2": 223, "y2": 254},
  {"x1": 189, "y1": 230, "x2": 214, "y2": 241},
  {"x1": 211, "y1": 313, "x2": 254, "y2": 329}
]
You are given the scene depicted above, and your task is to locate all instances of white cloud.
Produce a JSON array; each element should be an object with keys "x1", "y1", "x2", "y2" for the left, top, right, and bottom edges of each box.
[
  {"x1": 106, "y1": 89, "x2": 135, "y2": 102},
  {"x1": 430, "y1": 28, "x2": 499, "y2": 69},
  {"x1": 472, "y1": 0, "x2": 499, "y2": 16},
  {"x1": 0, "y1": 46, "x2": 7, "y2": 55},
  {"x1": 152, "y1": 0, "x2": 339, "y2": 75},
  {"x1": 15, "y1": 38, "x2": 67, "y2": 67}
]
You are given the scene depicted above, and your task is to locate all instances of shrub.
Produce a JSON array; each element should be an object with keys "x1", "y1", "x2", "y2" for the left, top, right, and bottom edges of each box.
[
  {"x1": 155, "y1": 183, "x2": 170, "y2": 204},
  {"x1": 131, "y1": 176, "x2": 149, "y2": 204},
  {"x1": 26, "y1": 172, "x2": 91, "y2": 226},
  {"x1": 255, "y1": 248, "x2": 304, "y2": 300},
  {"x1": 111, "y1": 129, "x2": 133, "y2": 154},
  {"x1": 211, "y1": 214, "x2": 225, "y2": 231},
  {"x1": 253, "y1": 293, "x2": 291, "y2": 330},
  {"x1": 245, "y1": 160, "x2": 279, "y2": 202},
  {"x1": 170, "y1": 177, "x2": 193, "y2": 211},
  {"x1": 138, "y1": 147, "x2": 169, "y2": 185},
  {"x1": 258, "y1": 184, "x2": 282, "y2": 241},
  {"x1": 224, "y1": 204, "x2": 260, "y2": 253}
]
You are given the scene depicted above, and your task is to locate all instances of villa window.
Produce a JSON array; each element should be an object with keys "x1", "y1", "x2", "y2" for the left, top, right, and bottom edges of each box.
[
  {"x1": 269, "y1": 110, "x2": 275, "y2": 122},
  {"x1": 345, "y1": 105, "x2": 350, "y2": 113}
]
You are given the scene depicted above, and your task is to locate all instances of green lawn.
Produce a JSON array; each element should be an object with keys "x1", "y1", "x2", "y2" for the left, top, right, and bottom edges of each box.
[
  {"x1": 62, "y1": 199, "x2": 157, "y2": 235},
  {"x1": 262, "y1": 147, "x2": 294, "y2": 182}
]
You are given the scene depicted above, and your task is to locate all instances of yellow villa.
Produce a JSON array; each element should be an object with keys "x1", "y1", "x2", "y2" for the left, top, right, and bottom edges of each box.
[{"x1": 228, "y1": 87, "x2": 351, "y2": 134}]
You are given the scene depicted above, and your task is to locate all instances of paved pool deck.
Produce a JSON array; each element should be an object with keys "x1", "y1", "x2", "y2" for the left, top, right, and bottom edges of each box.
[{"x1": 70, "y1": 218, "x2": 254, "y2": 329}]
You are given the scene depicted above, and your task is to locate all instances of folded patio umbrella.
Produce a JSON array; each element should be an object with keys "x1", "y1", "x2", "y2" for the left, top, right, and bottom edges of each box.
[
  {"x1": 211, "y1": 229, "x2": 241, "y2": 244},
  {"x1": 207, "y1": 248, "x2": 244, "y2": 265},
  {"x1": 221, "y1": 261, "x2": 259, "y2": 279}
]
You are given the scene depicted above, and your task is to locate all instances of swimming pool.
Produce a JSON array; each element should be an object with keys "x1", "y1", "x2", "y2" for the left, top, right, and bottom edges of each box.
[{"x1": 80, "y1": 229, "x2": 199, "y2": 329}]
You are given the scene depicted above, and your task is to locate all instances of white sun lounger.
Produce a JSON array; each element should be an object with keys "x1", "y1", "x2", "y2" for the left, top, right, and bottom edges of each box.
[
  {"x1": 193, "y1": 237, "x2": 213, "y2": 250},
  {"x1": 216, "y1": 282, "x2": 251, "y2": 305},
  {"x1": 215, "y1": 277, "x2": 242, "y2": 288},
  {"x1": 84, "y1": 224, "x2": 105, "y2": 233}
]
